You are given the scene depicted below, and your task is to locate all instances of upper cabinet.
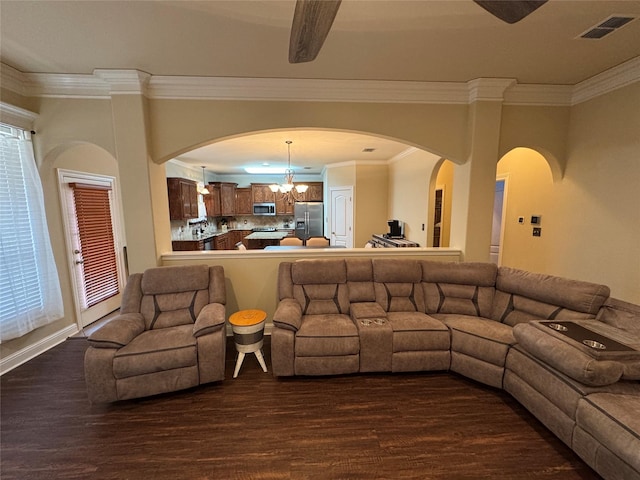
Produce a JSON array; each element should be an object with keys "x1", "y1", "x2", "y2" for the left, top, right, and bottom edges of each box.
[
  {"x1": 204, "y1": 182, "x2": 237, "y2": 217},
  {"x1": 204, "y1": 183, "x2": 221, "y2": 217},
  {"x1": 251, "y1": 183, "x2": 276, "y2": 204},
  {"x1": 167, "y1": 178, "x2": 198, "y2": 220},
  {"x1": 302, "y1": 182, "x2": 323, "y2": 202},
  {"x1": 200, "y1": 181, "x2": 323, "y2": 218},
  {"x1": 235, "y1": 187, "x2": 252, "y2": 215},
  {"x1": 219, "y1": 182, "x2": 237, "y2": 216}
]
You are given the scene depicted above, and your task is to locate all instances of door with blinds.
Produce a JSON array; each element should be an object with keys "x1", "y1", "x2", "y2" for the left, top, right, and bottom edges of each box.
[{"x1": 58, "y1": 170, "x2": 125, "y2": 328}]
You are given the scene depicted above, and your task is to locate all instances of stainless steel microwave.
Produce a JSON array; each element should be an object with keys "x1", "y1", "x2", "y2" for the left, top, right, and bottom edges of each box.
[{"x1": 253, "y1": 203, "x2": 276, "y2": 216}]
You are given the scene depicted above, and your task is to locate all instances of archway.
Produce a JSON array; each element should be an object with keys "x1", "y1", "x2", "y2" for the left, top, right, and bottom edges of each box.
[
  {"x1": 40, "y1": 142, "x2": 126, "y2": 331},
  {"x1": 496, "y1": 147, "x2": 555, "y2": 271},
  {"x1": 167, "y1": 129, "x2": 453, "y2": 249},
  {"x1": 428, "y1": 159, "x2": 455, "y2": 247}
]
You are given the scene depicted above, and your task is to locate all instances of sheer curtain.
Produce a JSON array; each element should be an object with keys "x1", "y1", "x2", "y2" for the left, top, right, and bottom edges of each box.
[{"x1": 0, "y1": 126, "x2": 64, "y2": 342}]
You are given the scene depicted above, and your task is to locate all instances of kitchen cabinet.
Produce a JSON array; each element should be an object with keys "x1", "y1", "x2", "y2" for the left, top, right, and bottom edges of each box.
[
  {"x1": 167, "y1": 178, "x2": 198, "y2": 220},
  {"x1": 219, "y1": 182, "x2": 237, "y2": 216},
  {"x1": 204, "y1": 183, "x2": 221, "y2": 217},
  {"x1": 230, "y1": 229, "x2": 251, "y2": 247},
  {"x1": 275, "y1": 195, "x2": 295, "y2": 215},
  {"x1": 251, "y1": 183, "x2": 276, "y2": 204},
  {"x1": 303, "y1": 182, "x2": 323, "y2": 202},
  {"x1": 235, "y1": 188, "x2": 252, "y2": 215},
  {"x1": 214, "y1": 233, "x2": 229, "y2": 250},
  {"x1": 204, "y1": 182, "x2": 236, "y2": 217},
  {"x1": 172, "y1": 239, "x2": 203, "y2": 251},
  {"x1": 246, "y1": 238, "x2": 281, "y2": 249}
]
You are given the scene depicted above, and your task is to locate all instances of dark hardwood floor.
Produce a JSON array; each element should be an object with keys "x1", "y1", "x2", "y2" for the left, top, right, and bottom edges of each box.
[{"x1": 1, "y1": 337, "x2": 601, "y2": 480}]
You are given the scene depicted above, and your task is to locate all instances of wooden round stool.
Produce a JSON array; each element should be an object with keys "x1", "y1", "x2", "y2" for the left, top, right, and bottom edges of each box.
[{"x1": 228, "y1": 309, "x2": 268, "y2": 378}]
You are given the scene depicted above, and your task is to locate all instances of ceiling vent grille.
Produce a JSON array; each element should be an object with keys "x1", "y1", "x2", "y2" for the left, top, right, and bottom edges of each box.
[{"x1": 579, "y1": 15, "x2": 636, "y2": 39}]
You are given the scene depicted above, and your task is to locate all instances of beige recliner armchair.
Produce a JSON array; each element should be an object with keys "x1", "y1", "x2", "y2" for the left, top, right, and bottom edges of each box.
[{"x1": 84, "y1": 264, "x2": 227, "y2": 403}]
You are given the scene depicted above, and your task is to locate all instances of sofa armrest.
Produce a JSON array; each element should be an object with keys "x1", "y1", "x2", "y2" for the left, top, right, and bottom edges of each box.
[
  {"x1": 513, "y1": 323, "x2": 624, "y2": 386},
  {"x1": 193, "y1": 303, "x2": 226, "y2": 338},
  {"x1": 350, "y1": 302, "x2": 386, "y2": 321},
  {"x1": 273, "y1": 298, "x2": 303, "y2": 332},
  {"x1": 87, "y1": 313, "x2": 145, "y2": 349}
]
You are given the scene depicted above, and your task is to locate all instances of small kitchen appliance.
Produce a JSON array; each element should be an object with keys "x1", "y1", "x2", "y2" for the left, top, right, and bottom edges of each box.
[{"x1": 385, "y1": 219, "x2": 404, "y2": 239}]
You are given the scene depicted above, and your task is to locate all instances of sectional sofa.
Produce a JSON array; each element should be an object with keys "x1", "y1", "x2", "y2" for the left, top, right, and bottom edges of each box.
[{"x1": 271, "y1": 258, "x2": 640, "y2": 480}]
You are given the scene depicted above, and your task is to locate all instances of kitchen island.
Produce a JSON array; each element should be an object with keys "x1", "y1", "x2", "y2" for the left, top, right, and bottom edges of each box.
[{"x1": 244, "y1": 231, "x2": 291, "y2": 249}]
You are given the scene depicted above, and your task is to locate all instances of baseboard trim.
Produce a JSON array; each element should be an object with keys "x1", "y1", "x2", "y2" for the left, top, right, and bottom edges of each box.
[{"x1": 1, "y1": 324, "x2": 79, "y2": 375}]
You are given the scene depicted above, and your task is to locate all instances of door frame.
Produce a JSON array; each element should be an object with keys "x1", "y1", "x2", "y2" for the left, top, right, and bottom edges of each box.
[
  {"x1": 57, "y1": 168, "x2": 126, "y2": 329},
  {"x1": 494, "y1": 174, "x2": 509, "y2": 266}
]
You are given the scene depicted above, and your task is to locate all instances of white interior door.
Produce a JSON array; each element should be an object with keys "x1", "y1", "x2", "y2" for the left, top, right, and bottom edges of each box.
[
  {"x1": 330, "y1": 186, "x2": 353, "y2": 248},
  {"x1": 58, "y1": 169, "x2": 125, "y2": 328}
]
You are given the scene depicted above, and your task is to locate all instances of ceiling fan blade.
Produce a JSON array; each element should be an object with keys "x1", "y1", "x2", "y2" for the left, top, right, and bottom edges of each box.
[
  {"x1": 474, "y1": 0, "x2": 547, "y2": 24},
  {"x1": 289, "y1": 0, "x2": 341, "y2": 64}
]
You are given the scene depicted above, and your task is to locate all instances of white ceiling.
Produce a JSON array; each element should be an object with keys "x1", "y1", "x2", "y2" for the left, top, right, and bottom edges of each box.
[{"x1": 3, "y1": 0, "x2": 640, "y2": 174}]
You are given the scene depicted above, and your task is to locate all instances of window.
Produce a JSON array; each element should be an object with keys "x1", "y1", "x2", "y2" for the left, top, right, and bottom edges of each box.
[{"x1": 0, "y1": 124, "x2": 63, "y2": 342}]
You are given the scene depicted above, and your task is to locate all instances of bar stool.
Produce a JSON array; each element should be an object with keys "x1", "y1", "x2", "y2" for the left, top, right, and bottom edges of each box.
[{"x1": 228, "y1": 309, "x2": 268, "y2": 378}]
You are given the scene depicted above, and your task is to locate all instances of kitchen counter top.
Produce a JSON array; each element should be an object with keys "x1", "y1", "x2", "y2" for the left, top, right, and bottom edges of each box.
[
  {"x1": 244, "y1": 231, "x2": 291, "y2": 240},
  {"x1": 172, "y1": 229, "x2": 251, "y2": 242}
]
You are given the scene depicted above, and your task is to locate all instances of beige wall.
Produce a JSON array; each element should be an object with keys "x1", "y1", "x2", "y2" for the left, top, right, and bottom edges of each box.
[
  {"x1": 388, "y1": 149, "x2": 441, "y2": 246},
  {"x1": 497, "y1": 148, "x2": 555, "y2": 271},
  {"x1": 434, "y1": 160, "x2": 454, "y2": 248},
  {"x1": 354, "y1": 164, "x2": 389, "y2": 247},
  {"x1": 494, "y1": 83, "x2": 640, "y2": 302},
  {"x1": 148, "y1": 100, "x2": 470, "y2": 164},
  {"x1": 2, "y1": 79, "x2": 639, "y2": 369},
  {"x1": 325, "y1": 162, "x2": 390, "y2": 247},
  {"x1": 549, "y1": 83, "x2": 640, "y2": 301}
]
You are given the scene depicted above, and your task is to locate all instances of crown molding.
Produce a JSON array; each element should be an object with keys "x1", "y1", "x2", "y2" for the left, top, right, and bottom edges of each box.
[
  {"x1": 0, "y1": 101, "x2": 38, "y2": 130},
  {"x1": 571, "y1": 56, "x2": 640, "y2": 105},
  {"x1": 148, "y1": 76, "x2": 471, "y2": 104},
  {"x1": 94, "y1": 69, "x2": 151, "y2": 95},
  {"x1": 503, "y1": 84, "x2": 573, "y2": 106},
  {"x1": 0, "y1": 64, "x2": 29, "y2": 96},
  {"x1": 2, "y1": 56, "x2": 638, "y2": 106},
  {"x1": 467, "y1": 78, "x2": 517, "y2": 103}
]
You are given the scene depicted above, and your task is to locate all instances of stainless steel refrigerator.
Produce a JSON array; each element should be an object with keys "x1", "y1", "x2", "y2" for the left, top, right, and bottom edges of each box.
[{"x1": 294, "y1": 202, "x2": 324, "y2": 241}]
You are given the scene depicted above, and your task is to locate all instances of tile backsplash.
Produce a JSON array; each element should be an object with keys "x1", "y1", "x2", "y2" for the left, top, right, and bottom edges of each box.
[{"x1": 171, "y1": 215, "x2": 294, "y2": 240}]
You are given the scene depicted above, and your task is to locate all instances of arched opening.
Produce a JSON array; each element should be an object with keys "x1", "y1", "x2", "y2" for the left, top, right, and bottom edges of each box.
[
  {"x1": 166, "y1": 129, "x2": 451, "y2": 250},
  {"x1": 428, "y1": 159, "x2": 455, "y2": 247},
  {"x1": 495, "y1": 147, "x2": 556, "y2": 272}
]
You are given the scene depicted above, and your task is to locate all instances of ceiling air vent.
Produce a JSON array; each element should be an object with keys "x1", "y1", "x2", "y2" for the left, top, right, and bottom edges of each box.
[
  {"x1": 362, "y1": 148, "x2": 376, "y2": 153},
  {"x1": 579, "y1": 15, "x2": 636, "y2": 39}
]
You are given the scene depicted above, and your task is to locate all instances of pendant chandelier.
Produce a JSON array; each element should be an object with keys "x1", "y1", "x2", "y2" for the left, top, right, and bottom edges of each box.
[
  {"x1": 199, "y1": 166, "x2": 209, "y2": 195},
  {"x1": 269, "y1": 140, "x2": 308, "y2": 203}
]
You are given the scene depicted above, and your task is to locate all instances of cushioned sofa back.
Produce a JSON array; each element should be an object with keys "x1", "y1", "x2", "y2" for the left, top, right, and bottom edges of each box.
[
  {"x1": 596, "y1": 297, "x2": 640, "y2": 336},
  {"x1": 346, "y1": 258, "x2": 375, "y2": 302},
  {"x1": 290, "y1": 259, "x2": 350, "y2": 315},
  {"x1": 372, "y1": 259, "x2": 424, "y2": 312},
  {"x1": 421, "y1": 261, "x2": 497, "y2": 318},
  {"x1": 138, "y1": 264, "x2": 214, "y2": 330},
  {"x1": 492, "y1": 267, "x2": 610, "y2": 326}
]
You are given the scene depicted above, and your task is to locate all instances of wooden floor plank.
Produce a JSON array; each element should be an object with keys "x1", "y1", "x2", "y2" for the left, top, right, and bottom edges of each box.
[{"x1": 1, "y1": 337, "x2": 601, "y2": 479}]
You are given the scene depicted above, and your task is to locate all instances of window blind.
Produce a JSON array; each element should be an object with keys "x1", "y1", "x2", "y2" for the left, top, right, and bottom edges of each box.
[
  {"x1": 0, "y1": 126, "x2": 63, "y2": 342},
  {"x1": 70, "y1": 183, "x2": 119, "y2": 308}
]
